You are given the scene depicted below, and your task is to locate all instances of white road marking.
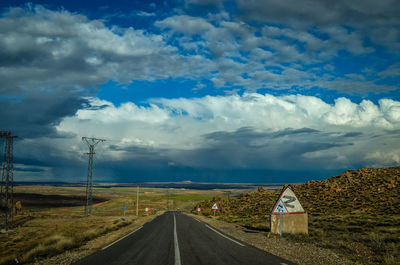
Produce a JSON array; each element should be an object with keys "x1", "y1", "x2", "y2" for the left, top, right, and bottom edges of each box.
[
  {"x1": 205, "y1": 225, "x2": 245, "y2": 246},
  {"x1": 102, "y1": 226, "x2": 143, "y2": 250},
  {"x1": 192, "y1": 217, "x2": 201, "y2": 222},
  {"x1": 280, "y1": 263, "x2": 288, "y2": 265},
  {"x1": 174, "y1": 214, "x2": 182, "y2": 265}
]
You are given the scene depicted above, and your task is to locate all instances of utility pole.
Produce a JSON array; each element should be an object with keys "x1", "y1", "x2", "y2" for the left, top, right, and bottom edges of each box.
[
  {"x1": 166, "y1": 189, "x2": 169, "y2": 210},
  {"x1": 136, "y1": 186, "x2": 139, "y2": 216},
  {"x1": 82, "y1": 137, "x2": 105, "y2": 216},
  {"x1": 0, "y1": 131, "x2": 18, "y2": 230}
]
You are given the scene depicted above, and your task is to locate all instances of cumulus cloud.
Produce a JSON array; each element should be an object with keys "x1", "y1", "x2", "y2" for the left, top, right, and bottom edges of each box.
[{"x1": 50, "y1": 93, "x2": 400, "y2": 181}]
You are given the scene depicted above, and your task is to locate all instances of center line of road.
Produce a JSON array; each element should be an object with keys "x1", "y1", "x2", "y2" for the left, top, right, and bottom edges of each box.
[
  {"x1": 173, "y1": 214, "x2": 182, "y2": 265},
  {"x1": 205, "y1": 225, "x2": 245, "y2": 247},
  {"x1": 102, "y1": 226, "x2": 143, "y2": 250}
]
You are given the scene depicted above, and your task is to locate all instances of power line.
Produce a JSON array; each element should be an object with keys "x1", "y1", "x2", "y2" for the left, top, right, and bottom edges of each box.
[
  {"x1": 82, "y1": 137, "x2": 105, "y2": 216},
  {"x1": 0, "y1": 131, "x2": 18, "y2": 230}
]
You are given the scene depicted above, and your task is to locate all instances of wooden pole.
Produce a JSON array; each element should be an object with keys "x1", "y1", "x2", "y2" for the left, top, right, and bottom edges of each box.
[{"x1": 136, "y1": 186, "x2": 139, "y2": 216}]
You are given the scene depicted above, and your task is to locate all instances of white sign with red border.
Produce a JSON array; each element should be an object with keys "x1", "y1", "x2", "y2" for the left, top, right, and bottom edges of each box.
[
  {"x1": 145, "y1": 207, "x2": 149, "y2": 212},
  {"x1": 197, "y1": 207, "x2": 201, "y2": 212},
  {"x1": 211, "y1": 203, "x2": 218, "y2": 211},
  {"x1": 272, "y1": 186, "x2": 305, "y2": 214}
]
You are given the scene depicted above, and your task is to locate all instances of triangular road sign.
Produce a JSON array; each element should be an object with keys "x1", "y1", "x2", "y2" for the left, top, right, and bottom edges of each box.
[
  {"x1": 273, "y1": 200, "x2": 288, "y2": 213},
  {"x1": 211, "y1": 203, "x2": 218, "y2": 211},
  {"x1": 272, "y1": 186, "x2": 305, "y2": 214}
]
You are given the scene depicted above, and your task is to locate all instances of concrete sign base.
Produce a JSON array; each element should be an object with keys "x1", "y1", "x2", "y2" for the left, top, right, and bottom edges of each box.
[{"x1": 270, "y1": 213, "x2": 308, "y2": 234}]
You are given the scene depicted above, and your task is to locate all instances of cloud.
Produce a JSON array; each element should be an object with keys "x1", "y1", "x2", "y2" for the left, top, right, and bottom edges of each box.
[
  {"x1": 0, "y1": 5, "x2": 210, "y2": 137},
  {"x1": 155, "y1": 15, "x2": 214, "y2": 35},
  {"x1": 1, "y1": 4, "x2": 399, "y2": 182},
  {"x1": 237, "y1": 0, "x2": 400, "y2": 50},
  {"x1": 0, "y1": 5, "x2": 194, "y2": 92},
  {"x1": 45, "y1": 93, "x2": 400, "y2": 181},
  {"x1": 0, "y1": 89, "x2": 87, "y2": 138},
  {"x1": 237, "y1": 0, "x2": 400, "y2": 27},
  {"x1": 136, "y1": 11, "x2": 156, "y2": 17}
]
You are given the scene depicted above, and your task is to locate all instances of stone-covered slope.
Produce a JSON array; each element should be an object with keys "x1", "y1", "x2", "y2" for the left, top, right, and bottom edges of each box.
[{"x1": 196, "y1": 166, "x2": 400, "y2": 221}]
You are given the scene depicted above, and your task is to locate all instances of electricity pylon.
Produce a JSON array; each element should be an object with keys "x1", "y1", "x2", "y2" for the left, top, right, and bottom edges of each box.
[
  {"x1": 0, "y1": 131, "x2": 18, "y2": 230},
  {"x1": 82, "y1": 137, "x2": 105, "y2": 216}
]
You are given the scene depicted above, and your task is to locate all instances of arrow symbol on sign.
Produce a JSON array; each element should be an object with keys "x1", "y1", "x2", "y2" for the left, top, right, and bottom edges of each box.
[{"x1": 283, "y1": 195, "x2": 296, "y2": 208}]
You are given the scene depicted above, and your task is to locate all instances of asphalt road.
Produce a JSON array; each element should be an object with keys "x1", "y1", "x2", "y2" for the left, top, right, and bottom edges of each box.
[{"x1": 73, "y1": 211, "x2": 296, "y2": 265}]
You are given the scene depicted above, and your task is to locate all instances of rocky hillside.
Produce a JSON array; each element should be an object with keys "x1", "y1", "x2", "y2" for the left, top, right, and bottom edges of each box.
[
  {"x1": 294, "y1": 167, "x2": 400, "y2": 215},
  {"x1": 196, "y1": 166, "x2": 400, "y2": 222}
]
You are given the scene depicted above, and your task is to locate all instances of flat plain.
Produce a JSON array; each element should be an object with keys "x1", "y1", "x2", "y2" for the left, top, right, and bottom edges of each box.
[{"x1": 0, "y1": 185, "x2": 243, "y2": 264}]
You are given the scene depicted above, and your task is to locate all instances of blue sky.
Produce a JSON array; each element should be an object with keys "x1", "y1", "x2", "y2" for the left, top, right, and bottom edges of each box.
[{"x1": 0, "y1": 0, "x2": 399, "y2": 183}]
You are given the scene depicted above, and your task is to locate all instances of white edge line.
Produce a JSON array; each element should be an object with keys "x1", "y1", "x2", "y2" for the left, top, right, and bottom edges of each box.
[
  {"x1": 102, "y1": 226, "x2": 143, "y2": 250},
  {"x1": 174, "y1": 214, "x2": 182, "y2": 265},
  {"x1": 205, "y1": 224, "x2": 245, "y2": 247},
  {"x1": 192, "y1": 216, "x2": 201, "y2": 222}
]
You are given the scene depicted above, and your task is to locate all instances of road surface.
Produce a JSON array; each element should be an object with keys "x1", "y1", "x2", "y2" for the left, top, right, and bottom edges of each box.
[{"x1": 73, "y1": 211, "x2": 296, "y2": 265}]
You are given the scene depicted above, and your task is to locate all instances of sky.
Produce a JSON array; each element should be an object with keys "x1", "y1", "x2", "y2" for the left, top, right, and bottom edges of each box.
[{"x1": 0, "y1": 0, "x2": 399, "y2": 183}]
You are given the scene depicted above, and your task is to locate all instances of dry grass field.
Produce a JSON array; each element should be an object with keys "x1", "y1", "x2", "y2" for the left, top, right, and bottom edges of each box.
[{"x1": 0, "y1": 185, "x2": 238, "y2": 264}]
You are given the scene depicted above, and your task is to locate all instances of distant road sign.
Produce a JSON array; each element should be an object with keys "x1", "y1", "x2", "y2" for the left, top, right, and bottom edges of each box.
[
  {"x1": 145, "y1": 207, "x2": 149, "y2": 212},
  {"x1": 272, "y1": 186, "x2": 305, "y2": 214},
  {"x1": 197, "y1": 207, "x2": 201, "y2": 212},
  {"x1": 123, "y1": 204, "x2": 128, "y2": 211},
  {"x1": 211, "y1": 203, "x2": 218, "y2": 211}
]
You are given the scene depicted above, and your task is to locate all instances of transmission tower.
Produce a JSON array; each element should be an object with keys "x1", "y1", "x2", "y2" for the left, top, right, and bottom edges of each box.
[
  {"x1": 82, "y1": 137, "x2": 105, "y2": 216},
  {"x1": 0, "y1": 131, "x2": 18, "y2": 230}
]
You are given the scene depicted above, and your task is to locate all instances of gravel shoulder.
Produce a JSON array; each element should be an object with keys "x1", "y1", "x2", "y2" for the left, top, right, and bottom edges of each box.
[{"x1": 190, "y1": 214, "x2": 360, "y2": 265}]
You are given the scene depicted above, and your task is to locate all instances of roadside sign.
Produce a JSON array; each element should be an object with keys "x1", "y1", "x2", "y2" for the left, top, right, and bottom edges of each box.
[
  {"x1": 145, "y1": 207, "x2": 149, "y2": 212},
  {"x1": 122, "y1": 204, "x2": 128, "y2": 217},
  {"x1": 211, "y1": 203, "x2": 218, "y2": 211},
  {"x1": 272, "y1": 186, "x2": 305, "y2": 214},
  {"x1": 197, "y1": 207, "x2": 201, "y2": 212}
]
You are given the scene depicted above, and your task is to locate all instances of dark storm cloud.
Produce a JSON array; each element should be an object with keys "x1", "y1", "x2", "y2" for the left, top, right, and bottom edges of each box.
[
  {"x1": 109, "y1": 144, "x2": 170, "y2": 164},
  {"x1": 94, "y1": 127, "x2": 348, "y2": 175},
  {"x1": 0, "y1": 89, "x2": 88, "y2": 138},
  {"x1": 237, "y1": 0, "x2": 400, "y2": 27},
  {"x1": 237, "y1": 0, "x2": 400, "y2": 50},
  {"x1": 188, "y1": 127, "x2": 351, "y2": 169},
  {"x1": 205, "y1": 127, "x2": 319, "y2": 143},
  {"x1": 14, "y1": 166, "x2": 46, "y2": 173},
  {"x1": 76, "y1": 126, "x2": 350, "y2": 183},
  {"x1": 342, "y1": 132, "x2": 363, "y2": 138}
]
